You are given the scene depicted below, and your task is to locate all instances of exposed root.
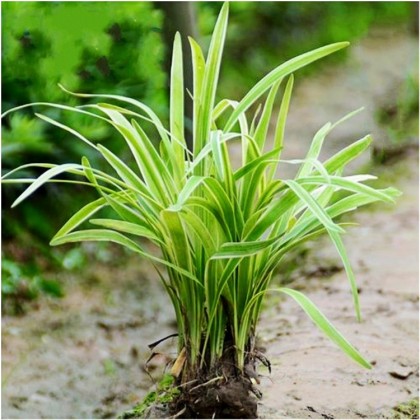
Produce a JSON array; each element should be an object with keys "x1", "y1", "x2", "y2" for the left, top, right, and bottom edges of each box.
[
  {"x1": 167, "y1": 336, "x2": 271, "y2": 418},
  {"x1": 254, "y1": 350, "x2": 271, "y2": 374},
  {"x1": 170, "y1": 406, "x2": 186, "y2": 419},
  {"x1": 189, "y1": 376, "x2": 224, "y2": 393},
  {"x1": 169, "y1": 351, "x2": 270, "y2": 418},
  {"x1": 172, "y1": 376, "x2": 258, "y2": 419}
]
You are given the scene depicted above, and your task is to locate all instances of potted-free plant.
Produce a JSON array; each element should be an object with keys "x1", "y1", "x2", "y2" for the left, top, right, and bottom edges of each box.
[{"x1": 2, "y1": 3, "x2": 399, "y2": 418}]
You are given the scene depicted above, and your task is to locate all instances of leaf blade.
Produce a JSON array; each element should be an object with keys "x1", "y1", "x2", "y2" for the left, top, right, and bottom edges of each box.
[
  {"x1": 224, "y1": 42, "x2": 349, "y2": 131},
  {"x1": 279, "y1": 288, "x2": 371, "y2": 369}
]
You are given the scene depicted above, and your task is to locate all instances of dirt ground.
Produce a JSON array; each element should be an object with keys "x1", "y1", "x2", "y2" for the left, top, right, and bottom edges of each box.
[
  {"x1": 2, "y1": 27, "x2": 418, "y2": 419},
  {"x1": 258, "y1": 153, "x2": 419, "y2": 419}
]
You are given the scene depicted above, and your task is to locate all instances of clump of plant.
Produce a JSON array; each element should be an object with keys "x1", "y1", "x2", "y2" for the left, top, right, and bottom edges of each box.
[{"x1": 2, "y1": 3, "x2": 400, "y2": 418}]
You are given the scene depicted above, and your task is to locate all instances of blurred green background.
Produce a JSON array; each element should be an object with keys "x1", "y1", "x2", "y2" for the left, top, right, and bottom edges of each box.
[{"x1": 1, "y1": 1, "x2": 416, "y2": 310}]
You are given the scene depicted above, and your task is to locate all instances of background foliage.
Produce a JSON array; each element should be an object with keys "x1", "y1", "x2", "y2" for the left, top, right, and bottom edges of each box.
[
  {"x1": 198, "y1": 2, "x2": 414, "y2": 97},
  {"x1": 2, "y1": 2, "x2": 166, "y2": 240}
]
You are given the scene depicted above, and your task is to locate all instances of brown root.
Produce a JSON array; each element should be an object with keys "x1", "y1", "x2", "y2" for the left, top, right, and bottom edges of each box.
[
  {"x1": 169, "y1": 340, "x2": 268, "y2": 418},
  {"x1": 171, "y1": 374, "x2": 258, "y2": 419}
]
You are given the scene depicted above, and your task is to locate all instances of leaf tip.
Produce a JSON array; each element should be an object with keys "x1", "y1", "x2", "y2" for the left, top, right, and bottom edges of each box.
[
  {"x1": 340, "y1": 41, "x2": 350, "y2": 48},
  {"x1": 391, "y1": 188, "x2": 403, "y2": 198},
  {"x1": 363, "y1": 359, "x2": 373, "y2": 370},
  {"x1": 365, "y1": 134, "x2": 373, "y2": 142},
  {"x1": 50, "y1": 235, "x2": 64, "y2": 247},
  {"x1": 221, "y1": 1, "x2": 229, "y2": 12}
]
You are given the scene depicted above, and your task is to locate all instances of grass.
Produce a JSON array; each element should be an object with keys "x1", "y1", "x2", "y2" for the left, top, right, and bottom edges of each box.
[
  {"x1": 119, "y1": 374, "x2": 179, "y2": 419},
  {"x1": 2, "y1": 2, "x2": 400, "y2": 413},
  {"x1": 393, "y1": 398, "x2": 419, "y2": 419}
]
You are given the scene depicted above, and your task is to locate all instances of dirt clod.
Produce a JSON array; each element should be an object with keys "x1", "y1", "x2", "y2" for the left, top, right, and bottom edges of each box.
[
  {"x1": 175, "y1": 378, "x2": 258, "y2": 419},
  {"x1": 389, "y1": 368, "x2": 415, "y2": 380}
]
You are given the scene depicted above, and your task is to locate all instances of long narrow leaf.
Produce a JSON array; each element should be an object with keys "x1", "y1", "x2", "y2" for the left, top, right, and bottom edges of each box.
[
  {"x1": 12, "y1": 164, "x2": 83, "y2": 208},
  {"x1": 211, "y1": 236, "x2": 279, "y2": 259},
  {"x1": 298, "y1": 175, "x2": 396, "y2": 203},
  {"x1": 51, "y1": 229, "x2": 202, "y2": 286},
  {"x1": 253, "y1": 79, "x2": 282, "y2": 150},
  {"x1": 54, "y1": 197, "x2": 107, "y2": 238},
  {"x1": 90, "y1": 218, "x2": 161, "y2": 243},
  {"x1": 170, "y1": 32, "x2": 186, "y2": 179},
  {"x1": 328, "y1": 231, "x2": 361, "y2": 321},
  {"x1": 194, "y1": 2, "x2": 229, "y2": 159},
  {"x1": 224, "y1": 42, "x2": 349, "y2": 131},
  {"x1": 283, "y1": 180, "x2": 345, "y2": 234},
  {"x1": 279, "y1": 288, "x2": 371, "y2": 369},
  {"x1": 268, "y1": 74, "x2": 294, "y2": 180}
]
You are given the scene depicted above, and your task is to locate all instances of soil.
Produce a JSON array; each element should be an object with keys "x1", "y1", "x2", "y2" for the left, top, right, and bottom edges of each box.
[
  {"x1": 2, "y1": 26, "x2": 418, "y2": 419},
  {"x1": 257, "y1": 153, "x2": 419, "y2": 419},
  {"x1": 174, "y1": 377, "x2": 258, "y2": 419},
  {"x1": 169, "y1": 337, "x2": 261, "y2": 419}
]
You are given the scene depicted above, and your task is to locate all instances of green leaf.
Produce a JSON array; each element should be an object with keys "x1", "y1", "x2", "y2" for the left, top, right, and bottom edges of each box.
[
  {"x1": 51, "y1": 229, "x2": 202, "y2": 286},
  {"x1": 194, "y1": 2, "x2": 229, "y2": 159},
  {"x1": 298, "y1": 175, "x2": 396, "y2": 204},
  {"x1": 171, "y1": 176, "x2": 207, "y2": 211},
  {"x1": 89, "y1": 218, "x2": 161, "y2": 243},
  {"x1": 186, "y1": 132, "x2": 238, "y2": 177},
  {"x1": 268, "y1": 74, "x2": 294, "y2": 180},
  {"x1": 35, "y1": 113, "x2": 98, "y2": 150},
  {"x1": 96, "y1": 143, "x2": 158, "y2": 209},
  {"x1": 58, "y1": 85, "x2": 173, "y2": 151},
  {"x1": 211, "y1": 130, "x2": 226, "y2": 181},
  {"x1": 180, "y1": 208, "x2": 217, "y2": 257},
  {"x1": 51, "y1": 229, "x2": 143, "y2": 252},
  {"x1": 202, "y1": 177, "x2": 237, "y2": 240},
  {"x1": 297, "y1": 122, "x2": 332, "y2": 178},
  {"x1": 331, "y1": 107, "x2": 364, "y2": 131},
  {"x1": 324, "y1": 135, "x2": 372, "y2": 173},
  {"x1": 279, "y1": 288, "x2": 371, "y2": 369},
  {"x1": 96, "y1": 106, "x2": 174, "y2": 204},
  {"x1": 254, "y1": 79, "x2": 282, "y2": 150},
  {"x1": 189, "y1": 36, "x2": 206, "y2": 142},
  {"x1": 161, "y1": 210, "x2": 192, "y2": 271},
  {"x1": 170, "y1": 32, "x2": 186, "y2": 180},
  {"x1": 211, "y1": 235, "x2": 280, "y2": 259},
  {"x1": 12, "y1": 163, "x2": 83, "y2": 208},
  {"x1": 234, "y1": 148, "x2": 283, "y2": 181},
  {"x1": 328, "y1": 231, "x2": 361, "y2": 321},
  {"x1": 283, "y1": 180, "x2": 345, "y2": 234},
  {"x1": 224, "y1": 42, "x2": 349, "y2": 131},
  {"x1": 54, "y1": 197, "x2": 107, "y2": 238}
]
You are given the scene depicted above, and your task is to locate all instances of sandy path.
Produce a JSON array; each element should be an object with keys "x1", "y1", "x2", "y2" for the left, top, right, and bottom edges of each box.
[
  {"x1": 2, "y1": 26, "x2": 418, "y2": 419},
  {"x1": 2, "y1": 257, "x2": 177, "y2": 418}
]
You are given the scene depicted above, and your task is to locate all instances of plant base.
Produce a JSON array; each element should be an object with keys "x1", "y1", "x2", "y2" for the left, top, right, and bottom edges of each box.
[
  {"x1": 171, "y1": 378, "x2": 257, "y2": 419},
  {"x1": 170, "y1": 375, "x2": 258, "y2": 419}
]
